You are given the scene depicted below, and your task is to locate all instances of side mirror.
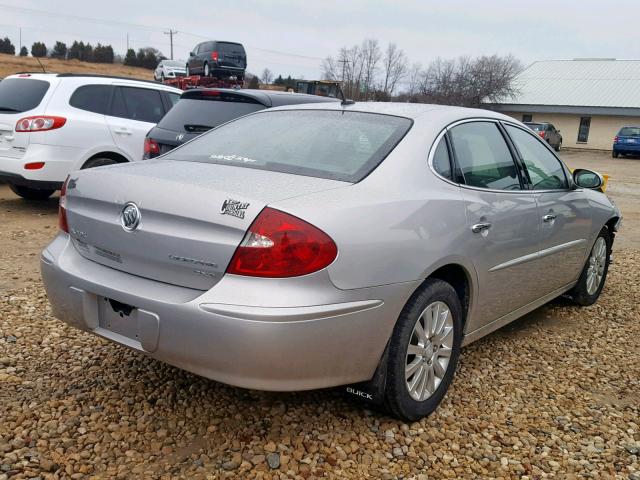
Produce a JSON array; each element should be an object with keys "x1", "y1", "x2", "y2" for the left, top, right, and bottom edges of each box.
[
  {"x1": 189, "y1": 51, "x2": 195, "y2": 57},
  {"x1": 573, "y1": 168, "x2": 603, "y2": 190}
]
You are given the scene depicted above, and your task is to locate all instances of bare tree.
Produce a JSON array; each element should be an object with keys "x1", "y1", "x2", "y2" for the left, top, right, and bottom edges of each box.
[
  {"x1": 381, "y1": 43, "x2": 408, "y2": 98},
  {"x1": 260, "y1": 68, "x2": 274, "y2": 85},
  {"x1": 406, "y1": 62, "x2": 423, "y2": 101},
  {"x1": 360, "y1": 39, "x2": 381, "y2": 100},
  {"x1": 321, "y1": 56, "x2": 339, "y2": 80},
  {"x1": 420, "y1": 54, "x2": 522, "y2": 107}
]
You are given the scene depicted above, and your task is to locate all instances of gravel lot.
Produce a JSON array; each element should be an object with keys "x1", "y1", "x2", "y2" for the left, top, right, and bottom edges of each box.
[{"x1": 1, "y1": 150, "x2": 639, "y2": 479}]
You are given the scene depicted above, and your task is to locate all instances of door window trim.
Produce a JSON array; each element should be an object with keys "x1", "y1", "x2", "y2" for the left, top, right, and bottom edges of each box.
[
  {"x1": 428, "y1": 118, "x2": 527, "y2": 194},
  {"x1": 500, "y1": 120, "x2": 571, "y2": 192}
]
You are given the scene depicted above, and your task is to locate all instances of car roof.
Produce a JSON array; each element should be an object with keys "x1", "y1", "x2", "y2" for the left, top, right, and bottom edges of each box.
[
  {"x1": 181, "y1": 88, "x2": 339, "y2": 107},
  {"x1": 6, "y1": 73, "x2": 181, "y2": 92},
  {"x1": 264, "y1": 101, "x2": 513, "y2": 122}
]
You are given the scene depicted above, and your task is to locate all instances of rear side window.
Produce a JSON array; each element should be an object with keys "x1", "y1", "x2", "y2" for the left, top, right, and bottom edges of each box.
[
  {"x1": 163, "y1": 110, "x2": 412, "y2": 183},
  {"x1": 505, "y1": 125, "x2": 568, "y2": 190},
  {"x1": 450, "y1": 122, "x2": 520, "y2": 191},
  {"x1": 69, "y1": 85, "x2": 112, "y2": 114},
  {"x1": 0, "y1": 78, "x2": 50, "y2": 113},
  {"x1": 156, "y1": 95, "x2": 265, "y2": 133},
  {"x1": 114, "y1": 87, "x2": 165, "y2": 123},
  {"x1": 432, "y1": 137, "x2": 452, "y2": 180}
]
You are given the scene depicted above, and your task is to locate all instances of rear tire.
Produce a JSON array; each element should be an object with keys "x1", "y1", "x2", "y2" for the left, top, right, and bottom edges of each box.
[
  {"x1": 9, "y1": 184, "x2": 55, "y2": 200},
  {"x1": 569, "y1": 227, "x2": 611, "y2": 306},
  {"x1": 82, "y1": 157, "x2": 119, "y2": 169},
  {"x1": 384, "y1": 279, "x2": 463, "y2": 421},
  {"x1": 555, "y1": 141, "x2": 561, "y2": 152},
  {"x1": 204, "y1": 63, "x2": 210, "y2": 77},
  {"x1": 186, "y1": 64, "x2": 190, "y2": 77},
  {"x1": 612, "y1": 150, "x2": 619, "y2": 158}
]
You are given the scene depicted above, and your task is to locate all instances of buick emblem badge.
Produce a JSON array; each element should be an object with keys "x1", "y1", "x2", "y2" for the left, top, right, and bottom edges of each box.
[{"x1": 120, "y1": 202, "x2": 141, "y2": 232}]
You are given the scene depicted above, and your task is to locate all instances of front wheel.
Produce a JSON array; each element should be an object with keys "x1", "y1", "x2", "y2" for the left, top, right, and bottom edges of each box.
[
  {"x1": 569, "y1": 228, "x2": 611, "y2": 306},
  {"x1": 555, "y1": 141, "x2": 562, "y2": 152},
  {"x1": 160, "y1": 72, "x2": 165, "y2": 82},
  {"x1": 384, "y1": 279, "x2": 463, "y2": 421},
  {"x1": 9, "y1": 184, "x2": 55, "y2": 200},
  {"x1": 204, "y1": 63, "x2": 210, "y2": 77},
  {"x1": 185, "y1": 64, "x2": 190, "y2": 77}
]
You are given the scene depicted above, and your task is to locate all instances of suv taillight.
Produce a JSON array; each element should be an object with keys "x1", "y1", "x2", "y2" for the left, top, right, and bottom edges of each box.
[
  {"x1": 143, "y1": 137, "x2": 160, "y2": 158},
  {"x1": 16, "y1": 116, "x2": 66, "y2": 132},
  {"x1": 538, "y1": 131, "x2": 545, "y2": 138},
  {"x1": 59, "y1": 176, "x2": 69, "y2": 233},
  {"x1": 211, "y1": 51, "x2": 219, "y2": 61},
  {"x1": 614, "y1": 136, "x2": 619, "y2": 143},
  {"x1": 226, "y1": 208, "x2": 338, "y2": 278}
]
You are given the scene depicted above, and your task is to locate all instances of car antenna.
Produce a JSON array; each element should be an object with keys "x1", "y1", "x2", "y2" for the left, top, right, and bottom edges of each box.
[
  {"x1": 338, "y1": 84, "x2": 355, "y2": 106},
  {"x1": 34, "y1": 56, "x2": 46, "y2": 73}
]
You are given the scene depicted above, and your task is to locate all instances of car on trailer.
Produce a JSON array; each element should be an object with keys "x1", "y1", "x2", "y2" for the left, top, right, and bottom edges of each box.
[{"x1": 186, "y1": 41, "x2": 247, "y2": 81}]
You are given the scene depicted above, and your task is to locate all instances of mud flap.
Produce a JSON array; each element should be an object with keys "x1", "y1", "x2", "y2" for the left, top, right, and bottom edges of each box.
[{"x1": 344, "y1": 344, "x2": 389, "y2": 406}]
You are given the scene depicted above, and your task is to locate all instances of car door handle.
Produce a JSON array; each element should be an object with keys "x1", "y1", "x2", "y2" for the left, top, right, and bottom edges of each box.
[
  {"x1": 471, "y1": 222, "x2": 492, "y2": 233},
  {"x1": 114, "y1": 128, "x2": 132, "y2": 135},
  {"x1": 543, "y1": 214, "x2": 556, "y2": 223}
]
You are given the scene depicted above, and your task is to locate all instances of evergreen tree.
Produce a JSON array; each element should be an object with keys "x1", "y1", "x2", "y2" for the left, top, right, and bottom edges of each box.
[
  {"x1": 51, "y1": 41, "x2": 67, "y2": 59},
  {"x1": 19, "y1": 46, "x2": 28, "y2": 57},
  {"x1": 124, "y1": 48, "x2": 137, "y2": 66},
  {"x1": 31, "y1": 42, "x2": 47, "y2": 58},
  {"x1": 248, "y1": 76, "x2": 259, "y2": 89},
  {"x1": 68, "y1": 41, "x2": 81, "y2": 60},
  {"x1": 0, "y1": 37, "x2": 16, "y2": 55}
]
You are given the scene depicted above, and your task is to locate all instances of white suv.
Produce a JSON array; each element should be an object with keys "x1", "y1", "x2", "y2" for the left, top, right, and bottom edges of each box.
[{"x1": 0, "y1": 73, "x2": 182, "y2": 200}]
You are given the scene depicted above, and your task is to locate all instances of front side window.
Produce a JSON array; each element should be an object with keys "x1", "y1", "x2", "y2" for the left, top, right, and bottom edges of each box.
[
  {"x1": 505, "y1": 125, "x2": 568, "y2": 190},
  {"x1": 163, "y1": 110, "x2": 412, "y2": 183},
  {"x1": 432, "y1": 137, "x2": 452, "y2": 180},
  {"x1": 449, "y1": 122, "x2": 520, "y2": 191},
  {"x1": 69, "y1": 85, "x2": 112, "y2": 114},
  {"x1": 578, "y1": 117, "x2": 591, "y2": 143},
  {"x1": 118, "y1": 87, "x2": 165, "y2": 123}
]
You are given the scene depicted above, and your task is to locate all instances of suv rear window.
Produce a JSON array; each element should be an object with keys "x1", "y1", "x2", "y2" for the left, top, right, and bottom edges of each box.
[
  {"x1": 0, "y1": 78, "x2": 50, "y2": 113},
  {"x1": 156, "y1": 93, "x2": 265, "y2": 133},
  {"x1": 619, "y1": 127, "x2": 640, "y2": 136},
  {"x1": 218, "y1": 43, "x2": 245, "y2": 55},
  {"x1": 163, "y1": 110, "x2": 413, "y2": 183}
]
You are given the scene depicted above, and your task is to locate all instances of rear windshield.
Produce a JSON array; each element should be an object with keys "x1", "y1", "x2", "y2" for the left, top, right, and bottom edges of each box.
[
  {"x1": 163, "y1": 110, "x2": 413, "y2": 182},
  {"x1": 0, "y1": 78, "x2": 50, "y2": 113},
  {"x1": 156, "y1": 95, "x2": 265, "y2": 133},
  {"x1": 524, "y1": 123, "x2": 544, "y2": 131},
  {"x1": 163, "y1": 60, "x2": 183, "y2": 67},
  {"x1": 619, "y1": 127, "x2": 640, "y2": 136},
  {"x1": 218, "y1": 43, "x2": 245, "y2": 55}
]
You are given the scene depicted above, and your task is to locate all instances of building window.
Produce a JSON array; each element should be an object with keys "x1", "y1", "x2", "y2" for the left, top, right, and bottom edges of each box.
[
  {"x1": 522, "y1": 114, "x2": 533, "y2": 122},
  {"x1": 577, "y1": 117, "x2": 591, "y2": 143}
]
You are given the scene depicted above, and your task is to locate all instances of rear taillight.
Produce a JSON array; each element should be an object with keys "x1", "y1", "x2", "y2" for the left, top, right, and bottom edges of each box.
[
  {"x1": 614, "y1": 136, "x2": 619, "y2": 143},
  {"x1": 24, "y1": 162, "x2": 45, "y2": 170},
  {"x1": 211, "y1": 51, "x2": 219, "y2": 61},
  {"x1": 226, "y1": 208, "x2": 338, "y2": 278},
  {"x1": 59, "y1": 176, "x2": 69, "y2": 233},
  {"x1": 538, "y1": 131, "x2": 545, "y2": 138},
  {"x1": 143, "y1": 137, "x2": 160, "y2": 158},
  {"x1": 16, "y1": 116, "x2": 66, "y2": 132}
]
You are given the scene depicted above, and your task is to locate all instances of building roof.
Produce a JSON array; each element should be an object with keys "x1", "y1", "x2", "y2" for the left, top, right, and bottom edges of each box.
[{"x1": 495, "y1": 59, "x2": 640, "y2": 110}]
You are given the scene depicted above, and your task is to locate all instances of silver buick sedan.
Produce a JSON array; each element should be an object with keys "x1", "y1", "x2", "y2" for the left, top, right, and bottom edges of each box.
[{"x1": 42, "y1": 102, "x2": 621, "y2": 420}]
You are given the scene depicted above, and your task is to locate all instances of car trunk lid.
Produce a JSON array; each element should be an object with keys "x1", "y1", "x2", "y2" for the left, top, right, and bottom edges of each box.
[
  {"x1": 0, "y1": 113, "x2": 30, "y2": 159},
  {"x1": 64, "y1": 159, "x2": 348, "y2": 290}
]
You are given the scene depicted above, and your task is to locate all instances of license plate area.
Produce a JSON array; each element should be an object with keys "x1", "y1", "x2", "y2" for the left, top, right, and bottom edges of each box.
[{"x1": 98, "y1": 296, "x2": 140, "y2": 340}]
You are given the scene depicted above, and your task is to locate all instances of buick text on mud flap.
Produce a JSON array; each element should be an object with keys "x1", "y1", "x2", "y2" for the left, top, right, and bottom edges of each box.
[
  {"x1": 346, "y1": 387, "x2": 373, "y2": 401},
  {"x1": 220, "y1": 199, "x2": 250, "y2": 219}
]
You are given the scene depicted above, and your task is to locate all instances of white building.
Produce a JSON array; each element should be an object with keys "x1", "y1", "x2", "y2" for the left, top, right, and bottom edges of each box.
[{"x1": 487, "y1": 59, "x2": 640, "y2": 150}]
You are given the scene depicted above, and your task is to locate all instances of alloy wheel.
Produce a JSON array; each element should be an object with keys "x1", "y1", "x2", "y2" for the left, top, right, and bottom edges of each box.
[
  {"x1": 405, "y1": 301, "x2": 454, "y2": 401},
  {"x1": 586, "y1": 237, "x2": 607, "y2": 295}
]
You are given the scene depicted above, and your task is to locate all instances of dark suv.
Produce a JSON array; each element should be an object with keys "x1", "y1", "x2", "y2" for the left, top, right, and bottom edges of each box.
[
  {"x1": 186, "y1": 41, "x2": 247, "y2": 80},
  {"x1": 524, "y1": 122, "x2": 563, "y2": 151},
  {"x1": 143, "y1": 89, "x2": 338, "y2": 159}
]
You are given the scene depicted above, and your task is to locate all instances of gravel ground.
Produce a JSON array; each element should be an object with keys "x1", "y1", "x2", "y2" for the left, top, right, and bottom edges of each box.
[{"x1": 1, "y1": 150, "x2": 639, "y2": 479}]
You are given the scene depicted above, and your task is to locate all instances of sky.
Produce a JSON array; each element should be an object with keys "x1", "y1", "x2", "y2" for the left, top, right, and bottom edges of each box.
[{"x1": 1, "y1": 0, "x2": 639, "y2": 82}]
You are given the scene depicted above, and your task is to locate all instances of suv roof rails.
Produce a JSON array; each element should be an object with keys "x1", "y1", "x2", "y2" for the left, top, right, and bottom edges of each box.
[{"x1": 55, "y1": 73, "x2": 160, "y2": 86}]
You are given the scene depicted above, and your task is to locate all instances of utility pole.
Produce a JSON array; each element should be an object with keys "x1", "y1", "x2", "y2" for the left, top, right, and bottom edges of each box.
[
  {"x1": 338, "y1": 58, "x2": 348, "y2": 96},
  {"x1": 163, "y1": 29, "x2": 177, "y2": 60},
  {"x1": 126, "y1": 33, "x2": 129, "y2": 51},
  {"x1": 19, "y1": 27, "x2": 21, "y2": 53}
]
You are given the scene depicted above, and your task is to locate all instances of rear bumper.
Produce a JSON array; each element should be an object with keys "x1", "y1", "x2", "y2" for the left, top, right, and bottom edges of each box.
[
  {"x1": 41, "y1": 234, "x2": 411, "y2": 391},
  {"x1": 0, "y1": 143, "x2": 82, "y2": 187},
  {"x1": 613, "y1": 143, "x2": 640, "y2": 153}
]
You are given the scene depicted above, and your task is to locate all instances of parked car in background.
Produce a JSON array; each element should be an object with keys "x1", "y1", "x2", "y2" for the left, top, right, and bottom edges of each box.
[
  {"x1": 612, "y1": 126, "x2": 640, "y2": 157},
  {"x1": 186, "y1": 41, "x2": 246, "y2": 80},
  {"x1": 154, "y1": 60, "x2": 187, "y2": 82},
  {"x1": 524, "y1": 122, "x2": 562, "y2": 151},
  {"x1": 42, "y1": 103, "x2": 620, "y2": 420},
  {"x1": 143, "y1": 88, "x2": 338, "y2": 159},
  {"x1": 0, "y1": 73, "x2": 181, "y2": 200}
]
